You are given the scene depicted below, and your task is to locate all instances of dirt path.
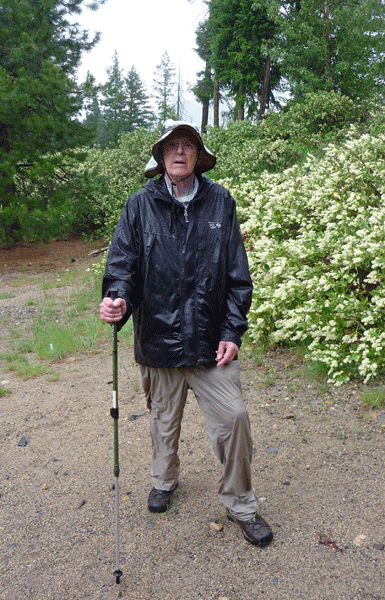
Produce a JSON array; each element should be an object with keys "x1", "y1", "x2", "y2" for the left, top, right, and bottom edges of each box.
[{"x1": 0, "y1": 240, "x2": 384, "y2": 600}]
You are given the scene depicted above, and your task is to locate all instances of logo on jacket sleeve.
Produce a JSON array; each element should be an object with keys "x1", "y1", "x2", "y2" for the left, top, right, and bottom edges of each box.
[{"x1": 209, "y1": 222, "x2": 221, "y2": 229}]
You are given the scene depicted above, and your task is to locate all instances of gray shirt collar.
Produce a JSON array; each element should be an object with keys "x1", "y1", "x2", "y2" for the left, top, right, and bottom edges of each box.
[{"x1": 165, "y1": 176, "x2": 199, "y2": 204}]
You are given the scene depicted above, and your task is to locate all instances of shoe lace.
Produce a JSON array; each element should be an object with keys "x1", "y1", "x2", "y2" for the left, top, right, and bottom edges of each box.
[
  {"x1": 151, "y1": 489, "x2": 169, "y2": 499},
  {"x1": 247, "y1": 516, "x2": 267, "y2": 532}
]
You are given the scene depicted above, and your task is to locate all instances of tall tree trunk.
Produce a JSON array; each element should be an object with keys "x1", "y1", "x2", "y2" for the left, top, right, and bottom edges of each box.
[
  {"x1": 176, "y1": 67, "x2": 183, "y2": 119},
  {"x1": 237, "y1": 103, "x2": 244, "y2": 121},
  {"x1": 213, "y1": 79, "x2": 219, "y2": 127},
  {"x1": 0, "y1": 123, "x2": 19, "y2": 240},
  {"x1": 201, "y1": 60, "x2": 210, "y2": 133},
  {"x1": 323, "y1": 0, "x2": 333, "y2": 86},
  {"x1": 0, "y1": 123, "x2": 16, "y2": 197},
  {"x1": 236, "y1": 81, "x2": 245, "y2": 121},
  {"x1": 176, "y1": 78, "x2": 181, "y2": 119},
  {"x1": 201, "y1": 103, "x2": 209, "y2": 134},
  {"x1": 258, "y1": 55, "x2": 271, "y2": 121}
]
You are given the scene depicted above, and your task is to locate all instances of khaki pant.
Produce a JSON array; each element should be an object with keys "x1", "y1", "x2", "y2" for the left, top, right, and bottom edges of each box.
[{"x1": 140, "y1": 361, "x2": 258, "y2": 521}]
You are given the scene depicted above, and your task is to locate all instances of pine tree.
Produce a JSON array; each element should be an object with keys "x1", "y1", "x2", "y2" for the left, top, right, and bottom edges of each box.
[
  {"x1": 82, "y1": 71, "x2": 102, "y2": 140},
  {"x1": 267, "y1": 0, "x2": 385, "y2": 100},
  {"x1": 208, "y1": 0, "x2": 280, "y2": 120},
  {"x1": 0, "y1": 0, "x2": 107, "y2": 243},
  {"x1": 175, "y1": 68, "x2": 186, "y2": 120},
  {"x1": 124, "y1": 67, "x2": 155, "y2": 131},
  {"x1": 192, "y1": 19, "x2": 214, "y2": 132},
  {"x1": 152, "y1": 51, "x2": 177, "y2": 122},
  {"x1": 99, "y1": 51, "x2": 127, "y2": 147}
]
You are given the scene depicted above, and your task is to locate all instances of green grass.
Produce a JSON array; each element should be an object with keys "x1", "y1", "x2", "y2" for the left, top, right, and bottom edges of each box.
[
  {"x1": 361, "y1": 386, "x2": 385, "y2": 410},
  {"x1": 0, "y1": 292, "x2": 16, "y2": 300},
  {"x1": 46, "y1": 370, "x2": 59, "y2": 382},
  {"x1": 261, "y1": 368, "x2": 276, "y2": 386},
  {"x1": 40, "y1": 293, "x2": 57, "y2": 318},
  {"x1": 13, "y1": 360, "x2": 47, "y2": 380},
  {"x1": 40, "y1": 280, "x2": 56, "y2": 291},
  {"x1": 30, "y1": 318, "x2": 84, "y2": 359},
  {"x1": 0, "y1": 385, "x2": 12, "y2": 397},
  {"x1": 7, "y1": 325, "x2": 22, "y2": 341},
  {"x1": 28, "y1": 310, "x2": 106, "y2": 360},
  {"x1": 65, "y1": 288, "x2": 92, "y2": 319},
  {"x1": 17, "y1": 339, "x2": 34, "y2": 353},
  {"x1": 39, "y1": 267, "x2": 82, "y2": 290},
  {"x1": 0, "y1": 265, "x2": 130, "y2": 380},
  {"x1": 0, "y1": 352, "x2": 47, "y2": 380},
  {"x1": 117, "y1": 319, "x2": 134, "y2": 346},
  {"x1": 8, "y1": 275, "x2": 31, "y2": 287},
  {"x1": 0, "y1": 351, "x2": 19, "y2": 362}
]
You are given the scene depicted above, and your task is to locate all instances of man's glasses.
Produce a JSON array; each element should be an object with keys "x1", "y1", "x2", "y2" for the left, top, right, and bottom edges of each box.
[{"x1": 163, "y1": 139, "x2": 197, "y2": 155}]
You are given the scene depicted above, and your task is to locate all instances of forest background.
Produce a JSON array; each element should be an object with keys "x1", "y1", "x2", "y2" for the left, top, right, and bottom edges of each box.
[{"x1": 1, "y1": 0, "x2": 385, "y2": 386}]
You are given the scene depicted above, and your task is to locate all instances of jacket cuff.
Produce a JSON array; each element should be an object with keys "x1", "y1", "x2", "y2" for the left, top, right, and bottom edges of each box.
[{"x1": 220, "y1": 329, "x2": 242, "y2": 349}]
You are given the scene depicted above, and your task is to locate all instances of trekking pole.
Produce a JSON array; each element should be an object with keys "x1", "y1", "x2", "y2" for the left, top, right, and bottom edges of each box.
[{"x1": 110, "y1": 291, "x2": 123, "y2": 584}]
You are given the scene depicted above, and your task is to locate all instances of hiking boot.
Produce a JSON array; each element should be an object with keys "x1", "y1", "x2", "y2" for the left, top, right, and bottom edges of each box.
[
  {"x1": 227, "y1": 511, "x2": 273, "y2": 547},
  {"x1": 147, "y1": 487, "x2": 173, "y2": 513}
]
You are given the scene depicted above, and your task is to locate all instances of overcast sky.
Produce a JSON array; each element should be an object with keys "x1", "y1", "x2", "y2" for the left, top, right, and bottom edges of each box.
[{"x1": 77, "y1": 0, "x2": 209, "y2": 123}]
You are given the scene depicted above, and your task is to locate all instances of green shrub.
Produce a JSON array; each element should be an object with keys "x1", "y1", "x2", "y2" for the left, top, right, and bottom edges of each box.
[
  {"x1": 204, "y1": 91, "x2": 370, "y2": 181},
  {"x1": 75, "y1": 127, "x2": 160, "y2": 240},
  {"x1": 0, "y1": 128, "x2": 159, "y2": 245}
]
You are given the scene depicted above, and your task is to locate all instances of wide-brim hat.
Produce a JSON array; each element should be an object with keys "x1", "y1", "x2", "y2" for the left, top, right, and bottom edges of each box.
[{"x1": 144, "y1": 119, "x2": 216, "y2": 178}]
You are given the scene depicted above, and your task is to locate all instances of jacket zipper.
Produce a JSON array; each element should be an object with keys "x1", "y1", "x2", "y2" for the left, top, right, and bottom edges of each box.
[{"x1": 184, "y1": 206, "x2": 189, "y2": 224}]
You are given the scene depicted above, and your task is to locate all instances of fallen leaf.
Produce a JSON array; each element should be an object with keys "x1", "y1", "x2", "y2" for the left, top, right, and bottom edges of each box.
[
  {"x1": 319, "y1": 533, "x2": 342, "y2": 552},
  {"x1": 209, "y1": 521, "x2": 224, "y2": 532}
]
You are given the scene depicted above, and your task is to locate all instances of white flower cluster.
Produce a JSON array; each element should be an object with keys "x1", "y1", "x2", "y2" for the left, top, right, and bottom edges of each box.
[{"x1": 224, "y1": 130, "x2": 385, "y2": 384}]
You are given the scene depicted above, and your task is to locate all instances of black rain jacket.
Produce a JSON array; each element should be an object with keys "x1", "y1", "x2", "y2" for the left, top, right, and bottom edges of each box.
[{"x1": 102, "y1": 173, "x2": 253, "y2": 368}]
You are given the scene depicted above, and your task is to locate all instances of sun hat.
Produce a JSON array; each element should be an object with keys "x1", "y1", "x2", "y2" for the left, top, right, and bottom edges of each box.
[{"x1": 144, "y1": 119, "x2": 216, "y2": 178}]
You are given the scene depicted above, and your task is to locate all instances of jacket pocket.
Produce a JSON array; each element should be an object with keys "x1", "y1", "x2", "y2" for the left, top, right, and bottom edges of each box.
[
  {"x1": 207, "y1": 221, "x2": 223, "y2": 268},
  {"x1": 198, "y1": 220, "x2": 224, "y2": 273},
  {"x1": 198, "y1": 220, "x2": 223, "y2": 277},
  {"x1": 143, "y1": 232, "x2": 155, "y2": 263}
]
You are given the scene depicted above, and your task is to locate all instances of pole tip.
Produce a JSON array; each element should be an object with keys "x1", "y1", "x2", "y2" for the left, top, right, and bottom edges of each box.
[{"x1": 113, "y1": 569, "x2": 123, "y2": 584}]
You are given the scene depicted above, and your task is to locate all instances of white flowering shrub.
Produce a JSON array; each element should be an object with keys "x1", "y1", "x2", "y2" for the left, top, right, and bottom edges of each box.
[{"x1": 226, "y1": 131, "x2": 385, "y2": 385}]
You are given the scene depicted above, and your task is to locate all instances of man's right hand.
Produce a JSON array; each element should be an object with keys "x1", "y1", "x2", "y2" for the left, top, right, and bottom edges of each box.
[{"x1": 99, "y1": 297, "x2": 127, "y2": 324}]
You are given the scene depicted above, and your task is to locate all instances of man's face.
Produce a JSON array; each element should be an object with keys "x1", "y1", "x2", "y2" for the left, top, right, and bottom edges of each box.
[{"x1": 162, "y1": 133, "x2": 199, "y2": 181}]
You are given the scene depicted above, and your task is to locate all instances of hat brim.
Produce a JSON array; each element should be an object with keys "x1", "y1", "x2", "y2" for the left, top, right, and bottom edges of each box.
[{"x1": 144, "y1": 123, "x2": 216, "y2": 178}]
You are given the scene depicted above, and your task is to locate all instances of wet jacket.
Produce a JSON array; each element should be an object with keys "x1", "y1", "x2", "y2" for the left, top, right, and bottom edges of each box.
[{"x1": 102, "y1": 173, "x2": 253, "y2": 368}]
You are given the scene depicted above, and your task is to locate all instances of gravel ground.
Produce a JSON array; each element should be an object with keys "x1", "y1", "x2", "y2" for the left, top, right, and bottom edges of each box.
[{"x1": 0, "y1": 240, "x2": 384, "y2": 600}]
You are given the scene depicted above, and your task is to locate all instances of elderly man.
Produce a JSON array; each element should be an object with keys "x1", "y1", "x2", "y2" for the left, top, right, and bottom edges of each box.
[{"x1": 99, "y1": 120, "x2": 273, "y2": 547}]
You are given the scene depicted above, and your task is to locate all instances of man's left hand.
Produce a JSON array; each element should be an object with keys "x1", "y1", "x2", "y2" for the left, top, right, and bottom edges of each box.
[{"x1": 216, "y1": 341, "x2": 239, "y2": 367}]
